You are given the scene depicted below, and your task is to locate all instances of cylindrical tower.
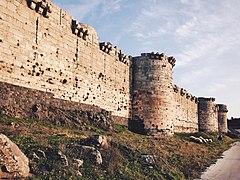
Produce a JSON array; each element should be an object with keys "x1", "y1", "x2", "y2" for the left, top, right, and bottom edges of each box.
[
  {"x1": 129, "y1": 52, "x2": 176, "y2": 135},
  {"x1": 198, "y1": 97, "x2": 218, "y2": 132},
  {"x1": 217, "y1": 104, "x2": 228, "y2": 133}
]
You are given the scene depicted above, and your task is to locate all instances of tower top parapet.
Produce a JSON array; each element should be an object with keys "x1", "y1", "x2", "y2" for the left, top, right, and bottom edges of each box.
[
  {"x1": 136, "y1": 52, "x2": 176, "y2": 67},
  {"x1": 217, "y1": 104, "x2": 228, "y2": 112},
  {"x1": 198, "y1": 97, "x2": 216, "y2": 102}
]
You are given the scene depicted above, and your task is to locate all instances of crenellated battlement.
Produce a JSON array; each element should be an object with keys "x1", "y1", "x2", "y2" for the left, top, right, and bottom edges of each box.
[
  {"x1": 168, "y1": 56, "x2": 176, "y2": 67},
  {"x1": 180, "y1": 88, "x2": 186, "y2": 96},
  {"x1": 27, "y1": 0, "x2": 52, "y2": 18},
  {"x1": 173, "y1": 84, "x2": 179, "y2": 93},
  {"x1": 198, "y1": 97, "x2": 215, "y2": 102},
  {"x1": 71, "y1": 20, "x2": 89, "y2": 41},
  {"x1": 173, "y1": 85, "x2": 197, "y2": 103},
  {"x1": 217, "y1": 104, "x2": 228, "y2": 112},
  {"x1": 140, "y1": 52, "x2": 176, "y2": 67},
  {"x1": 100, "y1": 42, "x2": 130, "y2": 65},
  {"x1": 191, "y1": 96, "x2": 198, "y2": 103},
  {"x1": 140, "y1": 52, "x2": 166, "y2": 59},
  {"x1": 71, "y1": 20, "x2": 100, "y2": 47}
]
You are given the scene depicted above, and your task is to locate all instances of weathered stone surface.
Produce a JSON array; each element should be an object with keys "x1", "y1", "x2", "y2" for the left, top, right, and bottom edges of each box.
[
  {"x1": 0, "y1": 0, "x2": 131, "y2": 123},
  {"x1": 91, "y1": 149, "x2": 103, "y2": 165},
  {"x1": 72, "y1": 159, "x2": 84, "y2": 168},
  {"x1": 189, "y1": 136, "x2": 212, "y2": 144},
  {"x1": 36, "y1": 149, "x2": 46, "y2": 158},
  {"x1": 198, "y1": 98, "x2": 218, "y2": 132},
  {"x1": 140, "y1": 154, "x2": 155, "y2": 166},
  {"x1": 0, "y1": 134, "x2": 30, "y2": 178},
  {"x1": 173, "y1": 85, "x2": 198, "y2": 133},
  {"x1": 84, "y1": 135, "x2": 108, "y2": 149},
  {"x1": 58, "y1": 151, "x2": 68, "y2": 167},
  {"x1": 218, "y1": 104, "x2": 228, "y2": 133},
  {"x1": 190, "y1": 136, "x2": 203, "y2": 144},
  {"x1": 78, "y1": 145, "x2": 103, "y2": 165},
  {"x1": 130, "y1": 53, "x2": 175, "y2": 135},
  {"x1": 0, "y1": 81, "x2": 115, "y2": 130}
]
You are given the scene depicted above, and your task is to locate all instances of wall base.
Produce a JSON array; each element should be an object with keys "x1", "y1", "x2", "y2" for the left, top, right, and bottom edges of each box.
[{"x1": 0, "y1": 81, "x2": 128, "y2": 129}]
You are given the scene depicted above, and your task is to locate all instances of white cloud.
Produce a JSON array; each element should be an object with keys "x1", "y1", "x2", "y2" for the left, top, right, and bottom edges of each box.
[
  {"x1": 52, "y1": 0, "x2": 101, "y2": 21},
  {"x1": 101, "y1": 0, "x2": 122, "y2": 15},
  {"x1": 180, "y1": 0, "x2": 189, "y2": 4},
  {"x1": 128, "y1": 1, "x2": 181, "y2": 40}
]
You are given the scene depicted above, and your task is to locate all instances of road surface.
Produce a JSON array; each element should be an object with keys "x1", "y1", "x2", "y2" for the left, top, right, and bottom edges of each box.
[{"x1": 200, "y1": 142, "x2": 240, "y2": 180}]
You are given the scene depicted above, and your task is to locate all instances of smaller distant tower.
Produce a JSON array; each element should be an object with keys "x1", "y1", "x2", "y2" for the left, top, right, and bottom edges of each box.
[
  {"x1": 217, "y1": 104, "x2": 228, "y2": 133},
  {"x1": 198, "y1": 97, "x2": 218, "y2": 132}
]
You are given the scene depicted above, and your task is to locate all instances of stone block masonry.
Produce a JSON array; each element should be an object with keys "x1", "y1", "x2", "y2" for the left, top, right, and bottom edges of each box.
[
  {"x1": 198, "y1": 98, "x2": 228, "y2": 133},
  {"x1": 130, "y1": 53, "x2": 175, "y2": 135},
  {"x1": 0, "y1": 0, "x2": 229, "y2": 135},
  {"x1": 217, "y1": 104, "x2": 228, "y2": 133},
  {"x1": 0, "y1": 0, "x2": 131, "y2": 124},
  {"x1": 173, "y1": 85, "x2": 198, "y2": 133}
]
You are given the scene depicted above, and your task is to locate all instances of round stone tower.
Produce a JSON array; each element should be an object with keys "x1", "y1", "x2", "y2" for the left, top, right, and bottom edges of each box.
[
  {"x1": 198, "y1": 97, "x2": 218, "y2": 132},
  {"x1": 129, "y1": 52, "x2": 176, "y2": 135},
  {"x1": 217, "y1": 104, "x2": 228, "y2": 133}
]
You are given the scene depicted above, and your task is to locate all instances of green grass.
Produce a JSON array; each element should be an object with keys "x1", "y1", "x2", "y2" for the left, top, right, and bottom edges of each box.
[{"x1": 0, "y1": 114, "x2": 238, "y2": 179}]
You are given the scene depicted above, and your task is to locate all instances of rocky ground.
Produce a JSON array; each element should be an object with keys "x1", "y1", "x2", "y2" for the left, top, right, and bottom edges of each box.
[{"x1": 0, "y1": 112, "x2": 239, "y2": 179}]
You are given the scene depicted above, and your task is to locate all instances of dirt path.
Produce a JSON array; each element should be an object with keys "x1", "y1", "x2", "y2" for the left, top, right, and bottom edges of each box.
[{"x1": 200, "y1": 142, "x2": 240, "y2": 180}]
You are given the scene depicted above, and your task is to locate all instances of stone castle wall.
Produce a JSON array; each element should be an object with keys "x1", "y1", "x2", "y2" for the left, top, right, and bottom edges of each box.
[
  {"x1": 0, "y1": 0, "x2": 229, "y2": 134},
  {"x1": 173, "y1": 85, "x2": 198, "y2": 133},
  {"x1": 0, "y1": 0, "x2": 131, "y2": 123}
]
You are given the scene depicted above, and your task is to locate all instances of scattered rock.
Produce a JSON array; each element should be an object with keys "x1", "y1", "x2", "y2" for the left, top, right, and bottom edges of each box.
[
  {"x1": 85, "y1": 135, "x2": 108, "y2": 149},
  {"x1": 29, "y1": 149, "x2": 46, "y2": 162},
  {"x1": 30, "y1": 152, "x2": 40, "y2": 161},
  {"x1": 190, "y1": 136, "x2": 212, "y2": 144},
  {"x1": 199, "y1": 136, "x2": 207, "y2": 143},
  {"x1": 36, "y1": 149, "x2": 46, "y2": 158},
  {"x1": 75, "y1": 170, "x2": 82, "y2": 176},
  {"x1": 78, "y1": 145, "x2": 103, "y2": 165},
  {"x1": 72, "y1": 159, "x2": 84, "y2": 168},
  {"x1": 87, "y1": 110, "x2": 113, "y2": 130},
  {"x1": 58, "y1": 151, "x2": 68, "y2": 167},
  {"x1": 91, "y1": 150, "x2": 103, "y2": 165},
  {"x1": 80, "y1": 145, "x2": 95, "y2": 152},
  {"x1": 208, "y1": 139, "x2": 213, "y2": 143},
  {"x1": 0, "y1": 134, "x2": 30, "y2": 179},
  {"x1": 140, "y1": 154, "x2": 155, "y2": 166},
  {"x1": 190, "y1": 136, "x2": 203, "y2": 144}
]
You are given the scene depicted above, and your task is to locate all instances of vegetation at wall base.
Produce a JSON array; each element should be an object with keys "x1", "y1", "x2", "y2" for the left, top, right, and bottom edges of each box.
[{"x1": 0, "y1": 113, "x2": 238, "y2": 179}]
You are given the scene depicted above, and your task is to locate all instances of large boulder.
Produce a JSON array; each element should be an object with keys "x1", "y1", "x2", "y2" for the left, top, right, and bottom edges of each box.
[
  {"x1": 79, "y1": 145, "x2": 103, "y2": 165},
  {"x1": 0, "y1": 134, "x2": 30, "y2": 178},
  {"x1": 84, "y1": 135, "x2": 108, "y2": 149}
]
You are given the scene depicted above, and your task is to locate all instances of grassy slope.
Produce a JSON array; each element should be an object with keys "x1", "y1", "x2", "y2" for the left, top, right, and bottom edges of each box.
[{"x1": 0, "y1": 114, "x2": 237, "y2": 180}]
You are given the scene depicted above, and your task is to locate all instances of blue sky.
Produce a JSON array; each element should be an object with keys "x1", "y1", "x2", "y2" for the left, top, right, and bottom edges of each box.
[{"x1": 52, "y1": 0, "x2": 240, "y2": 118}]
